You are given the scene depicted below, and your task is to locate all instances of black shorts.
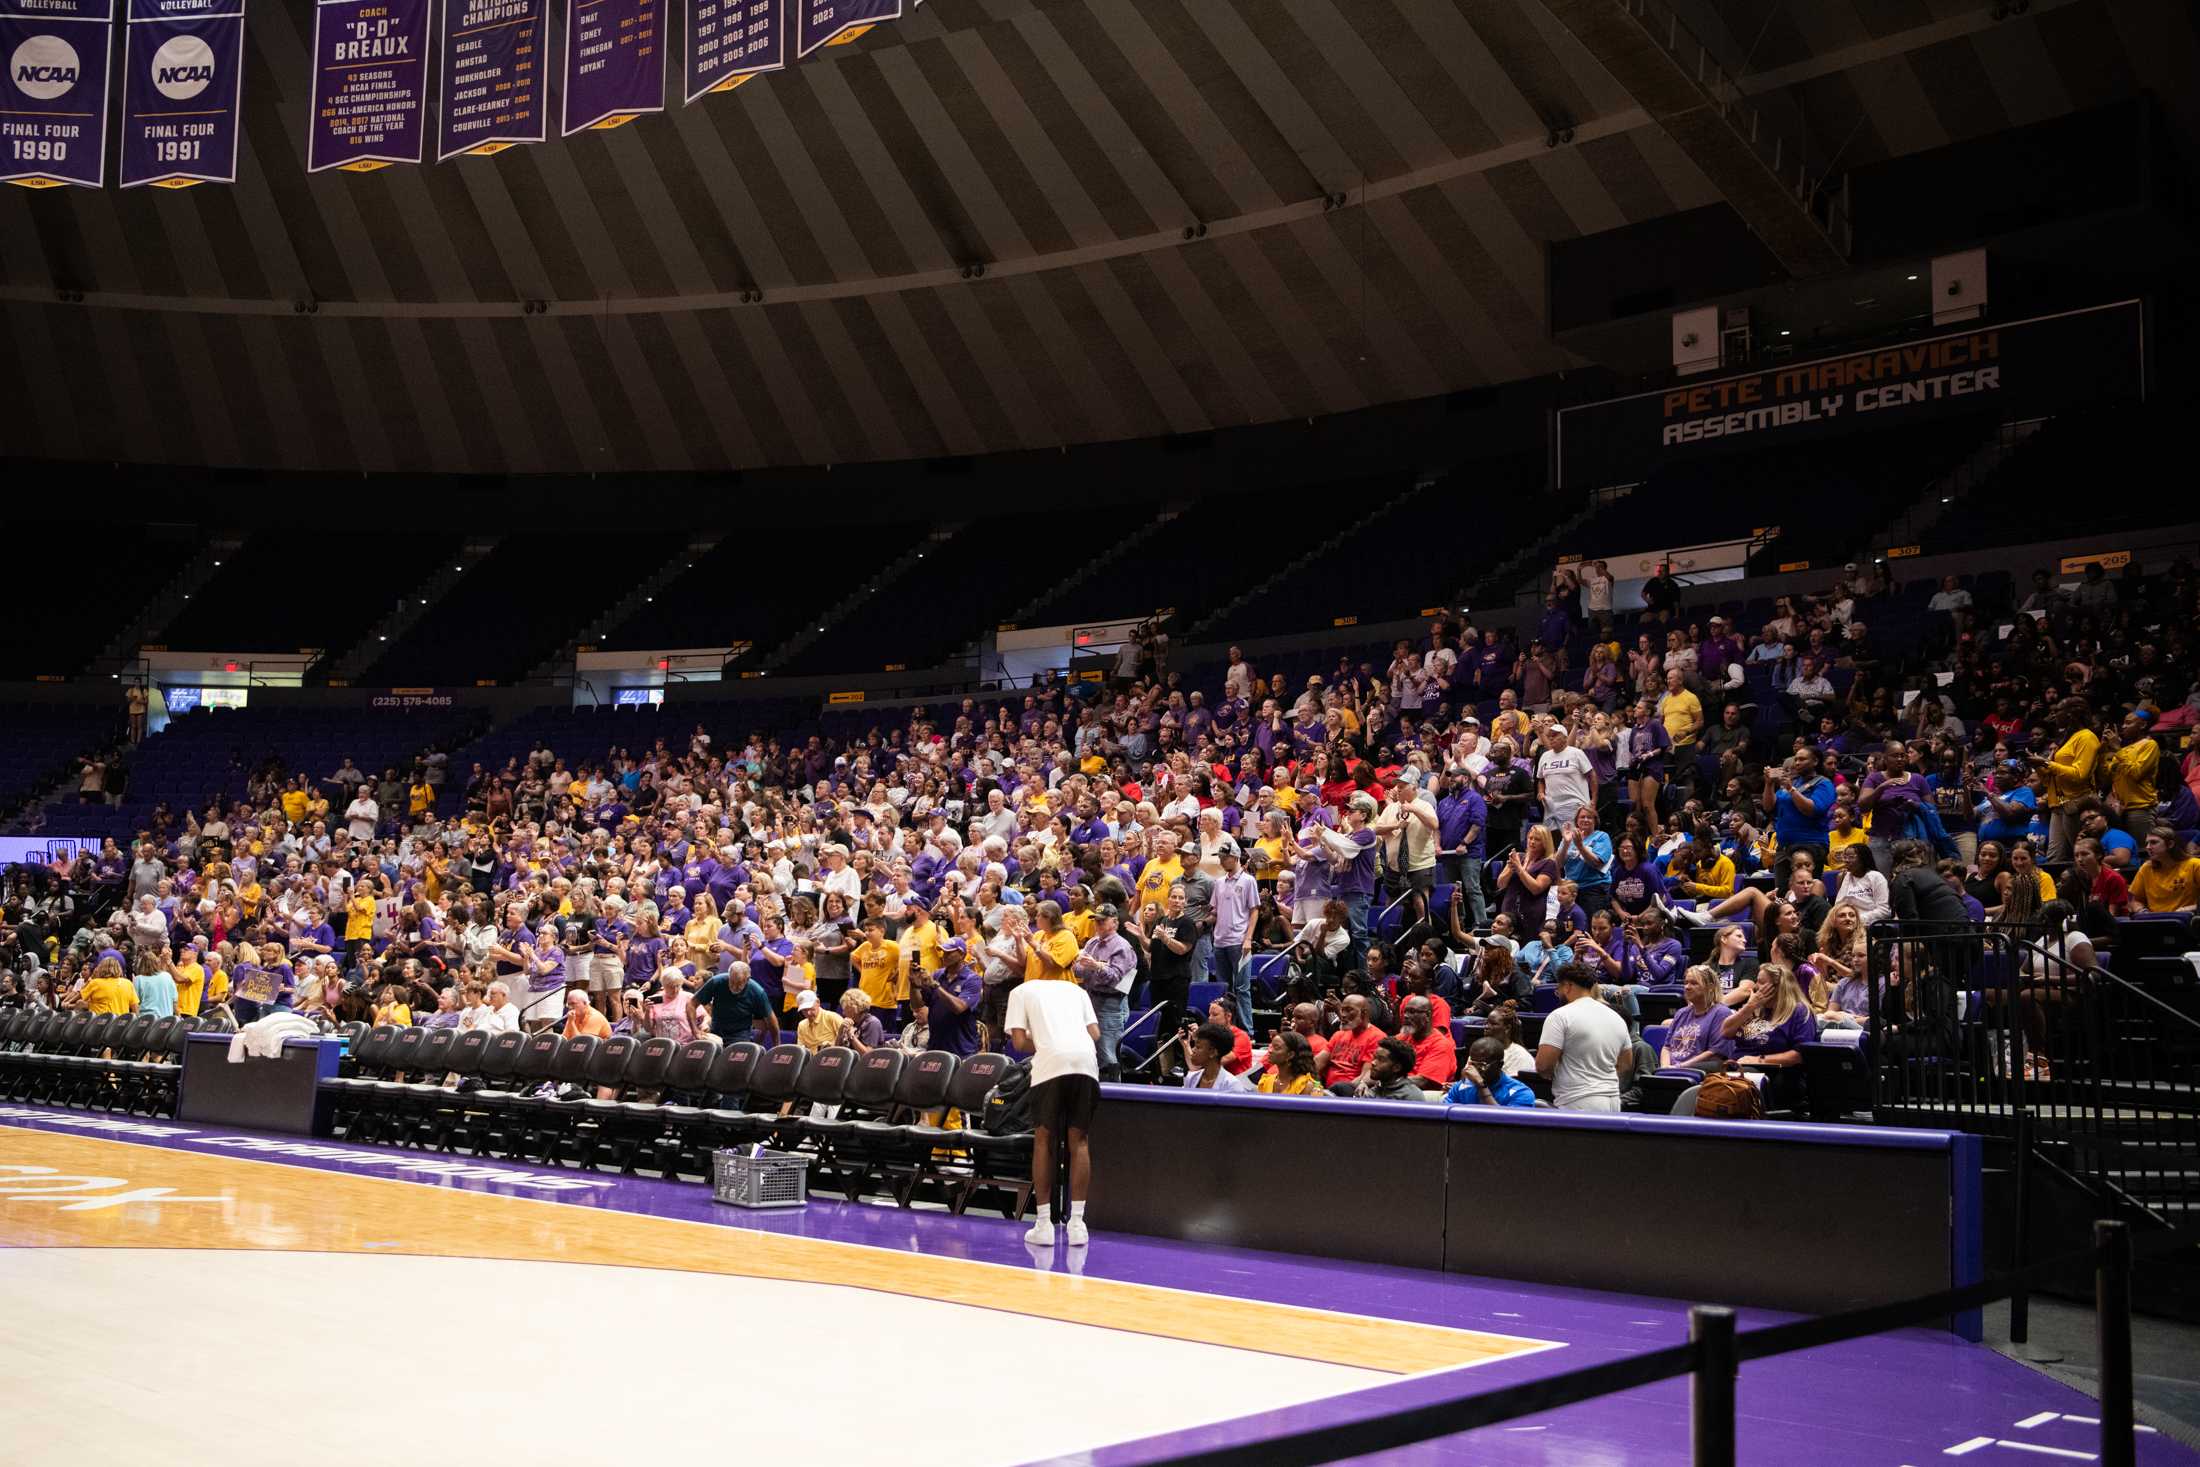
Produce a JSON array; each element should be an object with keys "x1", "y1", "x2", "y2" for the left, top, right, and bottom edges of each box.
[
  {"x1": 1403, "y1": 866, "x2": 1435, "y2": 894},
  {"x1": 1030, "y1": 1074, "x2": 1100, "y2": 1134}
]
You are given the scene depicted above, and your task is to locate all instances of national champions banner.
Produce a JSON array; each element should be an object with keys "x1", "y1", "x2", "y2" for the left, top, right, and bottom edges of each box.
[
  {"x1": 791, "y1": 0, "x2": 893, "y2": 59},
  {"x1": 436, "y1": 0, "x2": 542, "y2": 158},
  {"x1": 1554, "y1": 299, "x2": 2148, "y2": 493},
  {"x1": 120, "y1": 0, "x2": 243, "y2": 188},
  {"x1": 682, "y1": 0, "x2": 774, "y2": 103},
  {"x1": 561, "y1": 0, "x2": 659, "y2": 134},
  {"x1": 1, "y1": 0, "x2": 111, "y2": 188},
  {"x1": 308, "y1": 0, "x2": 427, "y2": 171}
]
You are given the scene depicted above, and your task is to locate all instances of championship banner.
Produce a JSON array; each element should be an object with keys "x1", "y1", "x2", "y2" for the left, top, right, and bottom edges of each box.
[
  {"x1": 560, "y1": 0, "x2": 659, "y2": 135},
  {"x1": 682, "y1": 0, "x2": 775, "y2": 104},
  {"x1": 791, "y1": 0, "x2": 893, "y2": 59},
  {"x1": 436, "y1": 0, "x2": 542, "y2": 158},
  {"x1": 0, "y1": 0, "x2": 111, "y2": 188},
  {"x1": 307, "y1": 0, "x2": 428, "y2": 172},
  {"x1": 119, "y1": 0, "x2": 244, "y2": 188},
  {"x1": 1554, "y1": 299, "x2": 2147, "y2": 492}
]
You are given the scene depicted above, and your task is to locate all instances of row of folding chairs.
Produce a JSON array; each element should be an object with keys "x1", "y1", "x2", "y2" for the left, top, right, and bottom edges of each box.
[
  {"x1": 323, "y1": 1024, "x2": 1037, "y2": 1217},
  {"x1": 0, "y1": 1007, "x2": 194, "y2": 1114}
]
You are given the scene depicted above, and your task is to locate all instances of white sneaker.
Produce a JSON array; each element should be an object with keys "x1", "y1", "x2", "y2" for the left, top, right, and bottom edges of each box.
[
  {"x1": 1024, "y1": 1217, "x2": 1056, "y2": 1246},
  {"x1": 1064, "y1": 1218, "x2": 1089, "y2": 1246}
]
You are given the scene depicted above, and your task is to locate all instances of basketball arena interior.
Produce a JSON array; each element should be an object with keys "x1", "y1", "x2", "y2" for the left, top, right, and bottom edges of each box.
[{"x1": 5, "y1": 0, "x2": 2200, "y2": 1461}]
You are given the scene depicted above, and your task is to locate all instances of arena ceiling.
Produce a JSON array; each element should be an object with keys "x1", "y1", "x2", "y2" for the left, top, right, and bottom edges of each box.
[{"x1": 0, "y1": 0, "x2": 2190, "y2": 474}]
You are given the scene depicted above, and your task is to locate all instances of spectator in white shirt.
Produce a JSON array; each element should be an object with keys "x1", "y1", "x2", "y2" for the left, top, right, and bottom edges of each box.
[
  {"x1": 345, "y1": 785, "x2": 380, "y2": 842},
  {"x1": 1927, "y1": 576, "x2": 1972, "y2": 615},
  {"x1": 1180, "y1": 1022, "x2": 1255, "y2": 1092},
  {"x1": 1208, "y1": 845, "x2": 1260, "y2": 1028},
  {"x1": 1536, "y1": 966, "x2": 1632, "y2": 1112}
]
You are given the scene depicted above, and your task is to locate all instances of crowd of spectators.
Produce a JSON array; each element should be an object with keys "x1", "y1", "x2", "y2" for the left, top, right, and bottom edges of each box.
[{"x1": 2, "y1": 549, "x2": 2196, "y2": 1117}]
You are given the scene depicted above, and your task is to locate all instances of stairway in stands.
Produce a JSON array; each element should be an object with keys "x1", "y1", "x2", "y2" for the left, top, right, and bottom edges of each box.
[
  {"x1": 529, "y1": 533, "x2": 726, "y2": 682},
  {"x1": 85, "y1": 531, "x2": 251, "y2": 676},
  {"x1": 1867, "y1": 416, "x2": 2047, "y2": 558},
  {"x1": 760, "y1": 526, "x2": 961, "y2": 674},
  {"x1": 323, "y1": 536, "x2": 504, "y2": 685}
]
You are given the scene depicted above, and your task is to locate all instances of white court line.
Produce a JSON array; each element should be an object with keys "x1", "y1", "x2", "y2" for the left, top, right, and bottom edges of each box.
[
  {"x1": 2015, "y1": 1412, "x2": 2062, "y2": 1429},
  {"x1": 1991, "y1": 1442, "x2": 2096, "y2": 1460}
]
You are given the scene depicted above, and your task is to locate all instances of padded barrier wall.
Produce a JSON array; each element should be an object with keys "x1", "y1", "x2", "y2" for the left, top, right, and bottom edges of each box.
[{"x1": 1091, "y1": 1087, "x2": 1982, "y2": 1333}]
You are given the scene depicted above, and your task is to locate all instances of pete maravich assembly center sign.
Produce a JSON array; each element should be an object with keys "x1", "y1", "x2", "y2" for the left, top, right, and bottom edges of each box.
[{"x1": 1554, "y1": 300, "x2": 2146, "y2": 492}]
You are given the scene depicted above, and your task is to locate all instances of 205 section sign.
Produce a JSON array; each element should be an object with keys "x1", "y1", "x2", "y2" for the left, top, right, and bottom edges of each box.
[{"x1": 1554, "y1": 300, "x2": 2146, "y2": 491}]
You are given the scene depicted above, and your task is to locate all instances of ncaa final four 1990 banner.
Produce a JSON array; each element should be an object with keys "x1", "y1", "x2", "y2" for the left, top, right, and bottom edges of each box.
[
  {"x1": 1553, "y1": 299, "x2": 2148, "y2": 492},
  {"x1": 437, "y1": 0, "x2": 543, "y2": 158},
  {"x1": 561, "y1": 0, "x2": 659, "y2": 133},
  {"x1": 684, "y1": 0, "x2": 776, "y2": 102},
  {"x1": 792, "y1": 0, "x2": 893, "y2": 58},
  {"x1": 120, "y1": 0, "x2": 244, "y2": 188},
  {"x1": 1, "y1": 0, "x2": 110, "y2": 187},
  {"x1": 308, "y1": 0, "x2": 427, "y2": 170}
]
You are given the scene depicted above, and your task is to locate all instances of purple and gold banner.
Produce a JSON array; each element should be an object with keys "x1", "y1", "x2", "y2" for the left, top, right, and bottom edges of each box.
[
  {"x1": 790, "y1": 0, "x2": 892, "y2": 59},
  {"x1": 119, "y1": 0, "x2": 243, "y2": 188},
  {"x1": 307, "y1": 0, "x2": 427, "y2": 171},
  {"x1": 560, "y1": 0, "x2": 659, "y2": 135},
  {"x1": 682, "y1": 0, "x2": 774, "y2": 104},
  {"x1": 0, "y1": 0, "x2": 111, "y2": 188},
  {"x1": 436, "y1": 0, "x2": 542, "y2": 158}
]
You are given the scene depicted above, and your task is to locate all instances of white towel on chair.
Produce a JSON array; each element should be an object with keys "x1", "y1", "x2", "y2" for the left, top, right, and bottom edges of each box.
[{"x1": 228, "y1": 1013, "x2": 319, "y2": 1063}]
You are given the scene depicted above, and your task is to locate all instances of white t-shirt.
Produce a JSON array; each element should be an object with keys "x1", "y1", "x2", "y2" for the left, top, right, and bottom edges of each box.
[
  {"x1": 346, "y1": 798, "x2": 379, "y2": 841},
  {"x1": 1539, "y1": 746, "x2": 1596, "y2": 822},
  {"x1": 1541, "y1": 995, "x2": 1628, "y2": 1111},
  {"x1": 1004, "y1": 980, "x2": 1100, "y2": 1087}
]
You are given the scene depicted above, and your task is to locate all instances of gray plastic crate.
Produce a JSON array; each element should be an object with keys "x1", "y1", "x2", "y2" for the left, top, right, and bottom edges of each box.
[{"x1": 711, "y1": 1148, "x2": 809, "y2": 1209}]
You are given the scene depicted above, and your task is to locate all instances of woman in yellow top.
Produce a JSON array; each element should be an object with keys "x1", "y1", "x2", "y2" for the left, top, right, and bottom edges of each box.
[
  {"x1": 409, "y1": 779, "x2": 435, "y2": 818},
  {"x1": 345, "y1": 886, "x2": 377, "y2": 969},
  {"x1": 280, "y1": 783, "x2": 310, "y2": 825},
  {"x1": 2101, "y1": 712, "x2": 2160, "y2": 835},
  {"x1": 372, "y1": 984, "x2": 411, "y2": 1027},
  {"x1": 1992, "y1": 841, "x2": 2057, "y2": 923},
  {"x1": 1255, "y1": 1030, "x2": 1323, "y2": 1095},
  {"x1": 682, "y1": 892, "x2": 724, "y2": 957},
  {"x1": 2032, "y1": 696, "x2": 2100, "y2": 862},
  {"x1": 1017, "y1": 902, "x2": 1081, "y2": 983},
  {"x1": 2130, "y1": 828, "x2": 2200, "y2": 914},
  {"x1": 79, "y1": 956, "x2": 139, "y2": 1015}
]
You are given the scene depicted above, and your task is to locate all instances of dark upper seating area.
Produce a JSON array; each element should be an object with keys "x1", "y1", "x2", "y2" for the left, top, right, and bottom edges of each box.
[
  {"x1": 359, "y1": 532, "x2": 686, "y2": 686},
  {"x1": 1563, "y1": 416, "x2": 1998, "y2": 573},
  {"x1": 0, "y1": 705, "x2": 123, "y2": 819},
  {"x1": 600, "y1": 527, "x2": 921, "y2": 662},
  {"x1": 160, "y1": 534, "x2": 465, "y2": 657},
  {"x1": 1928, "y1": 396, "x2": 2192, "y2": 555},
  {"x1": 0, "y1": 526, "x2": 201, "y2": 679}
]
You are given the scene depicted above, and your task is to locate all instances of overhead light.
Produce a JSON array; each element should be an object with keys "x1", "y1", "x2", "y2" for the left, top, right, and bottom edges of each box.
[
  {"x1": 378, "y1": 635, "x2": 387, "y2": 642},
  {"x1": 213, "y1": 559, "x2": 222, "y2": 566},
  {"x1": 1779, "y1": 329, "x2": 1791, "y2": 337},
  {"x1": 647, "y1": 596, "x2": 654, "y2": 602},
  {"x1": 1907, "y1": 274, "x2": 1919, "y2": 281}
]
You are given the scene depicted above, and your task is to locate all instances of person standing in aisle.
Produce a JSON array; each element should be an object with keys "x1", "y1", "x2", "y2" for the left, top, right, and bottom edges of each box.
[{"x1": 1006, "y1": 974, "x2": 1101, "y2": 1248}]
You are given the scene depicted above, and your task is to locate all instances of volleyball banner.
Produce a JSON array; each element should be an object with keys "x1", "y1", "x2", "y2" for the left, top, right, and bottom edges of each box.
[
  {"x1": 791, "y1": 0, "x2": 893, "y2": 59},
  {"x1": 435, "y1": 0, "x2": 542, "y2": 158},
  {"x1": 682, "y1": 0, "x2": 776, "y2": 103},
  {"x1": 0, "y1": 0, "x2": 111, "y2": 188},
  {"x1": 119, "y1": 0, "x2": 244, "y2": 188},
  {"x1": 561, "y1": 0, "x2": 660, "y2": 134},
  {"x1": 307, "y1": 0, "x2": 428, "y2": 170}
]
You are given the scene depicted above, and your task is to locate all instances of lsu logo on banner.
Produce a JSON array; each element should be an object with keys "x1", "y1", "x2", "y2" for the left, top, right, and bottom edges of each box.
[
  {"x1": 10, "y1": 33, "x2": 79, "y2": 97},
  {"x1": 150, "y1": 32, "x2": 214, "y2": 98}
]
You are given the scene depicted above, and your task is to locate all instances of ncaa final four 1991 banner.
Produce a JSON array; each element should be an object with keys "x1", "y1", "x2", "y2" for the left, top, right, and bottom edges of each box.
[
  {"x1": 561, "y1": 0, "x2": 660, "y2": 133},
  {"x1": 1553, "y1": 299, "x2": 2148, "y2": 492},
  {"x1": 437, "y1": 0, "x2": 543, "y2": 158},
  {"x1": 308, "y1": 0, "x2": 427, "y2": 170},
  {"x1": 1, "y1": 0, "x2": 111, "y2": 187},
  {"x1": 120, "y1": 0, "x2": 244, "y2": 188}
]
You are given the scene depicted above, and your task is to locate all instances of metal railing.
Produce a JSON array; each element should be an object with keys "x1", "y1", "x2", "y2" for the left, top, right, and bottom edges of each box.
[{"x1": 1133, "y1": 1219, "x2": 2158, "y2": 1467}]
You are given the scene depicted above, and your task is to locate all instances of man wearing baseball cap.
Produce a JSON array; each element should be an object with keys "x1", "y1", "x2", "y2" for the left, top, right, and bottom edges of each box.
[
  {"x1": 1070, "y1": 904, "x2": 1138, "y2": 1079},
  {"x1": 912, "y1": 935, "x2": 984, "y2": 1057}
]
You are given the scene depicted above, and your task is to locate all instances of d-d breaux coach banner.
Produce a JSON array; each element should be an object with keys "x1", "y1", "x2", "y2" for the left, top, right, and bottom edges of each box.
[
  {"x1": 791, "y1": 0, "x2": 893, "y2": 58},
  {"x1": 683, "y1": 0, "x2": 776, "y2": 103},
  {"x1": 1554, "y1": 299, "x2": 2147, "y2": 492},
  {"x1": 1, "y1": 0, "x2": 111, "y2": 188},
  {"x1": 436, "y1": 0, "x2": 542, "y2": 158},
  {"x1": 120, "y1": 0, "x2": 244, "y2": 188},
  {"x1": 561, "y1": 0, "x2": 659, "y2": 134},
  {"x1": 308, "y1": 0, "x2": 427, "y2": 171}
]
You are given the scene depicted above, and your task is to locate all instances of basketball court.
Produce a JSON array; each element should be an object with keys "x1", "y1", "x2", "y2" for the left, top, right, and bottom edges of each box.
[{"x1": 2, "y1": 1104, "x2": 2183, "y2": 1466}]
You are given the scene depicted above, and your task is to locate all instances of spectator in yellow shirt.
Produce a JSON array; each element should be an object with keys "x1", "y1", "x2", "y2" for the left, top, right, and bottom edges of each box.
[
  {"x1": 2032, "y1": 696, "x2": 2100, "y2": 862},
  {"x1": 280, "y1": 781, "x2": 310, "y2": 825},
  {"x1": 345, "y1": 887, "x2": 377, "y2": 970},
  {"x1": 410, "y1": 780, "x2": 435, "y2": 818},
  {"x1": 850, "y1": 918, "x2": 902, "y2": 1009},
  {"x1": 1018, "y1": 900, "x2": 1081, "y2": 983},
  {"x1": 1659, "y1": 668, "x2": 1704, "y2": 750},
  {"x1": 172, "y1": 948, "x2": 207, "y2": 1016},
  {"x1": 2103, "y1": 712, "x2": 2160, "y2": 838},
  {"x1": 80, "y1": 956, "x2": 139, "y2": 1016},
  {"x1": 2130, "y1": 829, "x2": 2200, "y2": 915},
  {"x1": 1135, "y1": 832, "x2": 1185, "y2": 913}
]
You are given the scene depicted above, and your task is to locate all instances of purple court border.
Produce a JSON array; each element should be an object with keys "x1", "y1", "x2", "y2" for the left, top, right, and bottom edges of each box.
[{"x1": 1, "y1": 1104, "x2": 2189, "y2": 1467}]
